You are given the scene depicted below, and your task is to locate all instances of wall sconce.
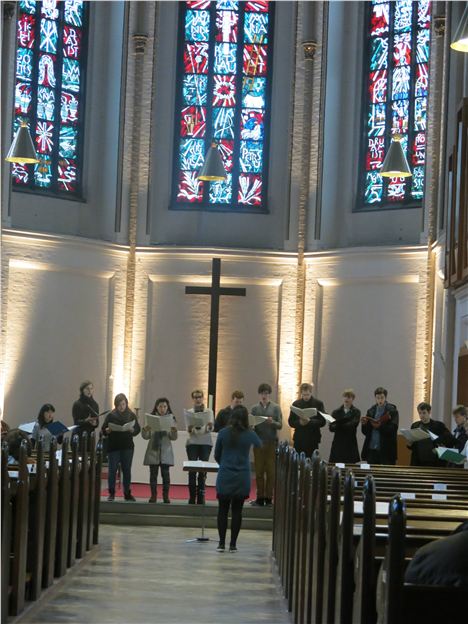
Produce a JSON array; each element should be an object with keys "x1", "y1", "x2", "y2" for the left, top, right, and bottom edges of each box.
[
  {"x1": 450, "y1": 5, "x2": 468, "y2": 52},
  {"x1": 380, "y1": 135, "x2": 412, "y2": 178},
  {"x1": 5, "y1": 120, "x2": 39, "y2": 164},
  {"x1": 198, "y1": 141, "x2": 227, "y2": 181}
]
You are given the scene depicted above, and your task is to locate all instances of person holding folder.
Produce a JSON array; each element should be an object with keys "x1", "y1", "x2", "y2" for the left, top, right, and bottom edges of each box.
[
  {"x1": 102, "y1": 393, "x2": 141, "y2": 501},
  {"x1": 31, "y1": 403, "x2": 64, "y2": 451},
  {"x1": 142, "y1": 397, "x2": 178, "y2": 504},
  {"x1": 408, "y1": 402, "x2": 456, "y2": 466},
  {"x1": 185, "y1": 389, "x2": 214, "y2": 505},
  {"x1": 288, "y1": 382, "x2": 326, "y2": 459},
  {"x1": 72, "y1": 380, "x2": 100, "y2": 440}
]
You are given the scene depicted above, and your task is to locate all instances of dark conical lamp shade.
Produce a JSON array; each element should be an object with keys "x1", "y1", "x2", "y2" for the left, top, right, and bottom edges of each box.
[
  {"x1": 380, "y1": 136, "x2": 412, "y2": 178},
  {"x1": 451, "y1": 5, "x2": 468, "y2": 52},
  {"x1": 5, "y1": 121, "x2": 39, "y2": 164},
  {"x1": 198, "y1": 142, "x2": 227, "y2": 181}
]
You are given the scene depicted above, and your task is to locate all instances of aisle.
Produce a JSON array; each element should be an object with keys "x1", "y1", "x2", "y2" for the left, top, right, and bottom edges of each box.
[{"x1": 17, "y1": 525, "x2": 291, "y2": 624}]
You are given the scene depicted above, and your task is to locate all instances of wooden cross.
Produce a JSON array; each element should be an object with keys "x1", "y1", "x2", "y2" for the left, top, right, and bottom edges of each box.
[{"x1": 185, "y1": 258, "x2": 246, "y2": 414}]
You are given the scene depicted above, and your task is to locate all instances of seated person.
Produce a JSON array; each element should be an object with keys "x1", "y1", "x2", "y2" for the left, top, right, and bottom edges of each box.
[
  {"x1": 31, "y1": 403, "x2": 63, "y2": 452},
  {"x1": 4, "y1": 428, "x2": 32, "y2": 464},
  {"x1": 405, "y1": 521, "x2": 468, "y2": 589},
  {"x1": 408, "y1": 402, "x2": 456, "y2": 466},
  {"x1": 452, "y1": 405, "x2": 468, "y2": 452}
]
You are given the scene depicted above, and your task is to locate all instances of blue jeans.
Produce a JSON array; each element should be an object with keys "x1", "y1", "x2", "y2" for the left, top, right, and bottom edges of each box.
[
  {"x1": 186, "y1": 444, "x2": 212, "y2": 499},
  {"x1": 108, "y1": 448, "x2": 134, "y2": 494}
]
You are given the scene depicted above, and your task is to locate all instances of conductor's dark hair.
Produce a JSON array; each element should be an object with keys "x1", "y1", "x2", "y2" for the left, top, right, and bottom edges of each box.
[
  {"x1": 417, "y1": 402, "x2": 431, "y2": 413},
  {"x1": 151, "y1": 397, "x2": 173, "y2": 415},
  {"x1": 374, "y1": 387, "x2": 388, "y2": 397},
  {"x1": 228, "y1": 406, "x2": 249, "y2": 446},
  {"x1": 258, "y1": 383, "x2": 272, "y2": 394},
  {"x1": 37, "y1": 403, "x2": 55, "y2": 428}
]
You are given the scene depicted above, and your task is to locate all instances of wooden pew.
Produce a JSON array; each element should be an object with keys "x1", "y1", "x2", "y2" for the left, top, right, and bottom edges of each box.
[
  {"x1": 9, "y1": 441, "x2": 30, "y2": 616},
  {"x1": 323, "y1": 466, "x2": 341, "y2": 624},
  {"x1": 28, "y1": 437, "x2": 46, "y2": 601},
  {"x1": 334, "y1": 470, "x2": 355, "y2": 624},
  {"x1": 55, "y1": 436, "x2": 70, "y2": 577},
  {"x1": 302, "y1": 451, "x2": 320, "y2": 624},
  {"x1": 42, "y1": 437, "x2": 58, "y2": 588},
  {"x1": 310, "y1": 460, "x2": 327, "y2": 623},
  {"x1": 86, "y1": 432, "x2": 96, "y2": 551},
  {"x1": 1, "y1": 443, "x2": 13, "y2": 624},
  {"x1": 76, "y1": 432, "x2": 89, "y2": 559},
  {"x1": 93, "y1": 437, "x2": 103, "y2": 545},
  {"x1": 67, "y1": 434, "x2": 80, "y2": 567}
]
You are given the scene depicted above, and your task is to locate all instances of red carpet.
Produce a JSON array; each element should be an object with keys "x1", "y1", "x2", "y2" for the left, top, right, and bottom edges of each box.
[{"x1": 100, "y1": 480, "x2": 257, "y2": 501}]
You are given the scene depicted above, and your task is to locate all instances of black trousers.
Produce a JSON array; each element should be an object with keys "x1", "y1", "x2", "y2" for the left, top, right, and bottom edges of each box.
[
  {"x1": 149, "y1": 464, "x2": 170, "y2": 496},
  {"x1": 186, "y1": 444, "x2": 211, "y2": 499},
  {"x1": 217, "y1": 496, "x2": 245, "y2": 547}
]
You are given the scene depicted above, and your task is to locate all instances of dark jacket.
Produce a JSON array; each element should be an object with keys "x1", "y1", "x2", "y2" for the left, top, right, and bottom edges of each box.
[
  {"x1": 453, "y1": 425, "x2": 468, "y2": 452},
  {"x1": 72, "y1": 394, "x2": 100, "y2": 438},
  {"x1": 410, "y1": 419, "x2": 457, "y2": 466},
  {"x1": 329, "y1": 405, "x2": 361, "y2": 463},
  {"x1": 288, "y1": 397, "x2": 326, "y2": 457},
  {"x1": 214, "y1": 406, "x2": 233, "y2": 432},
  {"x1": 361, "y1": 402, "x2": 399, "y2": 464},
  {"x1": 101, "y1": 409, "x2": 141, "y2": 452}
]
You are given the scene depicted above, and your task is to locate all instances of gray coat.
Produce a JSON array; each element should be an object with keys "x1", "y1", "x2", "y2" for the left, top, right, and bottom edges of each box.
[{"x1": 142, "y1": 417, "x2": 178, "y2": 466}]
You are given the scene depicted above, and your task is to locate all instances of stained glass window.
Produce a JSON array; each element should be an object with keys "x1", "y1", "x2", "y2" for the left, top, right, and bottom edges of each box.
[
  {"x1": 360, "y1": 0, "x2": 431, "y2": 209},
  {"x1": 11, "y1": 0, "x2": 87, "y2": 196},
  {"x1": 172, "y1": 0, "x2": 274, "y2": 212}
]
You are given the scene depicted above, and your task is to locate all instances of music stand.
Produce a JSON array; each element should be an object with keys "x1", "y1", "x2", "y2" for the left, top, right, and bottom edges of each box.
[{"x1": 183, "y1": 460, "x2": 219, "y2": 543}]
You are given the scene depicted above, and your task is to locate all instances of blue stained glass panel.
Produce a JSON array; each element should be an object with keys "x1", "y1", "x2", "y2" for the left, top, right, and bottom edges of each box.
[
  {"x1": 19, "y1": 1, "x2": 36, "y2": 15},
  {"x1": 37, "y1": 86, "x2": 55, "y2": 120},
  {"x1": 213, "y1": 107, "x2": 235, "y2": 139},
  {"x1": 41, "y1": 0, "x2": 59, "y2": 20},
  {"x1": 414, "y1": 97, "x2": 427, "y2": 131},
  {"x1": 244, "y1": 12, "x2": 268, "y2": 44},
  {"x1": 209, "y1": 173, "x2": 232, "y2": 203},
  {"x1": 239, "y1": 140, "x2": 263, "y2": 173},
  {"x1": 391, "y1": 65, "x2": 410, "y2": 100},
  {"x1": 217, "y1": 1, "x2": 238, "y2": 10},
  {"x1": 179, "y1": 138, "x2": 205, "y2": 170},
  {"x1": 185, "y1": 10, "x2": 210, "y2": 41},
  {"x1": 241, "y1": 109, "x2": 264, "y2": 140},
  {"x1": 367, "y1": 103, "x2": 386, "y2": 136},
  {"x1": 369, "y1": 70, "x2": 387, "y2": 103},
  {"x1": 15, "y1": 82, "x2": 33, "y2": 115},
  {"x1": 415, "y1": 63, "x2": 428, "y2": 96},
  {"x1": 411, "y1": 165, "x2": 425, "y2": 198},
  {"x1": 64, "y1": 0, "x2": 83, "y2": 27},
  {"x1": 40, "y1": 19, "x2": 58, "y2": 54},
  {"x1": 214, "y1": 43, "x2": 237, "y2": 74},
  {"x1": 394, "y1": 0, "x2": 412, "y2": 32},
  {"x1": 34, "y1": 155, "x2": 53, "y2": 187},
  {"x1": 62, "y1": 58, "x2": 80, "y2": 92},
  {"x1": 391, "y1": 99, "x2": 409, "y2": 134},
  {"x1": 38, "y1": 54, "x2": 56, "y2": 87},
  {"x1": 370, "y1": 37, "x2": 388, "y2": 70},
  {"x1": 61, "y1": 92, "x2": 79, "y2": 123},
  {"x1": 59, "y1": 125, "x2": 77, "y2": 158},
  {"x1": 364, "y1": 171, "x2": 383, "y2": 203},
  {"x1": 183, "y1": 74, "x2": 208, "y2": 105},
  {"x1": 35, "y1": 120, "x2": 54, "y2": 153},
  {"x1": 16, "y1": 48, "x2": 34, "y2": 81},
  {"x1": 416, "y1": 29, "x2": 430, "y2": 63},
  {"x1": 242, "y1": 77, "x2": 266, "y2": 108}
]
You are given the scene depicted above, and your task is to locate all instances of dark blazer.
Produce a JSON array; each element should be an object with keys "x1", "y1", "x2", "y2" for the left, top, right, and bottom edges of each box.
[
  {"x1": 214, "y1": 406, "x2": 233, "y2": 432},
  {"x1": 288, "y1": 396, "x2": 326, "y2": 457},
  {"x1": 410, "y1": 419, "x2": 457, "y2": 466},
  {"x1": 329, "y1": 405, "x2": 361, "y2": 463},
  {"x1": 453, "y1": 426, "x2": 468, "y2": 452},
  {"x1": 361, "y1": 402, "x2": 399, "y2": 464}
]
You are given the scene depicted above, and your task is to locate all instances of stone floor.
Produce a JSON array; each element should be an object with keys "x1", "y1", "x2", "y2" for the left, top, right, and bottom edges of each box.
[{"x1": 17, "y1": 525, "x2": 292, "y2": 624}]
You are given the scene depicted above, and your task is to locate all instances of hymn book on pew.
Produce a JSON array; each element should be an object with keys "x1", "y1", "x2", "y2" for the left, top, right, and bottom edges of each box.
[
  {"x1": 108, "y1": 421, "x2": 135, "y2": 432},
  {"x1": 144, "y1": 413, "x2": 174, "y2": 432},
  {"x1": 19, "y1": 422, "x2": 36, "y2": 434},
  {"x1": 290, "y1": 405, "x2": 335, "y2": 423},
  {"x1": 184, "y1": 410, "x2": 212, "y2": 429},
  {"x1": 248, "y1": 414, "x2": 268, "y2": 427},
  {"x1": 399, "y1": 428, "x2": 438, "y2": 443},
  {"x1": 45, "y1": 421, "x2": 70, "y2": 436}
]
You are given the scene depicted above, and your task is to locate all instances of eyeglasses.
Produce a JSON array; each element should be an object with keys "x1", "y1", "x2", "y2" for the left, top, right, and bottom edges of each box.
[{"x1": 193, "y1": 395, "x2": 203, "y2": 400}]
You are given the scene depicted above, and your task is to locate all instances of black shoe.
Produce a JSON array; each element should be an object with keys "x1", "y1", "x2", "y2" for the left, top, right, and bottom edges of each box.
[
  {"x1": 148, "y1": 496, "x2": 157, "y2": 503},
  {"x1": 264, "y1": 498, "x2": 273, "y2": 506},
  {"x1": 107, "y1": 494, "x2": 115, "y2": 502},
  {"x1": 124, "y1": 492, "x2": 136, "y2": 502},
  {"x1": 196, "y1": 496, "x2": 205, "y2": 505},
  {"x1": 250, "y1": 498, "x2": 264, "y2": 507},
  {"x1": 216, "y1": 543, "x2": 225, "y2": 552},
  {"x1": 229, "y1": 545, "x2": 237, "y2": 552},
  {"x1": 163, "y1": 497, "x2": 170, "y2": 504},
  {"x1": 188, "y1": 498, "x2": 196, "y2": 504}
]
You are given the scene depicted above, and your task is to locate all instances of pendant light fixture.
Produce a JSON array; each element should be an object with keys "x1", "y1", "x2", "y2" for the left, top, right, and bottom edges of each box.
[
  {"x1": 5, "y1": 120, "x2": 39, "y2": 164},
  {"x1": 450, "y1": 5, "x2": 468, "y2": 53},
  {"x1": 198, "y1": 141, "x2": 227, "y2": 181},
  {"x1": 380, "y1": 135, "x2": 412, "y2": 178}
]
